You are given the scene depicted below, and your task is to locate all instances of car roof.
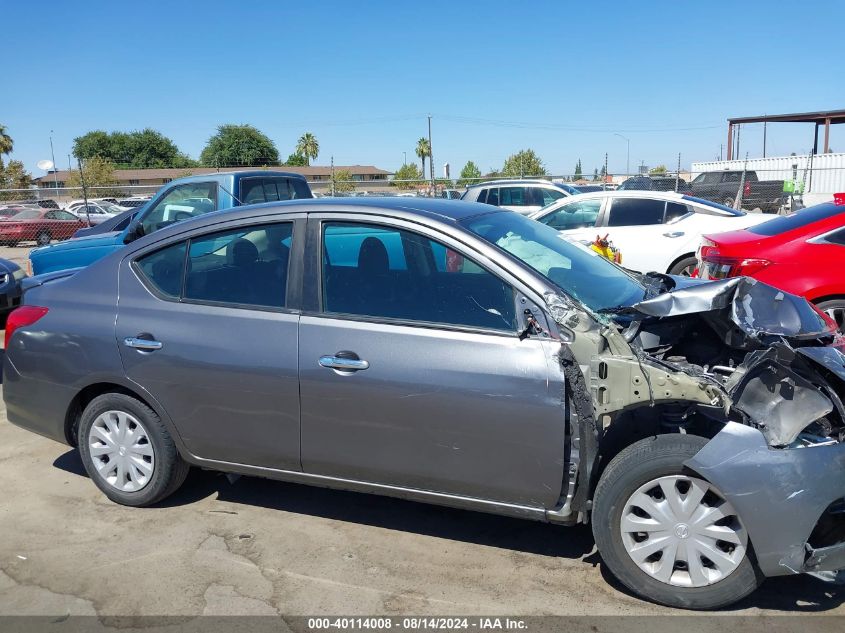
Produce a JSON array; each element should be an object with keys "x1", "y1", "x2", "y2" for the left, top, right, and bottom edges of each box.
[
  {"x1": 166, "y1": 170, "x2": 308, "y2": 185},
  {"x1": 466, "y1": 179, "x2": 563, "y2": 189},
  {"x1": 550, "y1": 190, "x2": 688, "y2": 201}
]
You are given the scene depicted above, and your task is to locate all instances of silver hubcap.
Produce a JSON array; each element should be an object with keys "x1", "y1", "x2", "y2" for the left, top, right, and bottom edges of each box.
[
  {"x1": 620, "y1": 475, "x2": 747, "y2": 587},
  {"x1": 87, "y1": 410, "x2": 155, "y2": 492},
  {"x1": 823, "y1": 305, "x2": 845, "y2": 332}
]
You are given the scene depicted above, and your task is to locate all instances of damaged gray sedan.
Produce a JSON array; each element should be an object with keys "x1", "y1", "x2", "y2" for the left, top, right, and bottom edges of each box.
[{"x1": 4, "y1": 198, "x2": 845, "y2": 609}]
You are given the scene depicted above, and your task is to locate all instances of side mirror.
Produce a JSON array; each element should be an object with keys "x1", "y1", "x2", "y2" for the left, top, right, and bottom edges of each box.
[{"x1": 123, "y1": 221, "x2": 145, "y2": 244}]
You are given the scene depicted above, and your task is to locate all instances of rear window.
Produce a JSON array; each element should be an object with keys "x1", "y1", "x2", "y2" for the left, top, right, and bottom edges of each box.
[
  {"x1": 681, "y1": 196, "x2": 745, "y2": 216},
  {"x1": 748, "y1": 203, "x2": 844, "y2": 236}
]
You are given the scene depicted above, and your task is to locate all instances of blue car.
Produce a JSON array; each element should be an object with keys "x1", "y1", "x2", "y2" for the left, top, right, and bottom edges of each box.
[{"x1": 30, "y1": 171, "x2": 312, "y2": 275}]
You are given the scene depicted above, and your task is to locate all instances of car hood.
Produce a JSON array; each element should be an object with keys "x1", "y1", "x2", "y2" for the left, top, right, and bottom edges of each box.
[{"x1": 30, "y1": 231, "x2": 122, "y2": 257}]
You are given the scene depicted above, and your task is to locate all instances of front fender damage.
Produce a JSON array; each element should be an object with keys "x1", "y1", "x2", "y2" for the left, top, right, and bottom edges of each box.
[{"x1": 543, "y1": 278, "x2": 845, "y2": 579}]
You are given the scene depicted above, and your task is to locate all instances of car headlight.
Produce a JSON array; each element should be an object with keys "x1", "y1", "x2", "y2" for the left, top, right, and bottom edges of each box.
[{"x1": 0, "y1": 273, "x2": 8, "y2": 285}]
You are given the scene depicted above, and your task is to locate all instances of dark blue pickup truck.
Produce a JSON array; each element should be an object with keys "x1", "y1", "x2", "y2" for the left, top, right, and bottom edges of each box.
[{"x1": 30, "y1": 171, "x2": 312, "y2": 275}]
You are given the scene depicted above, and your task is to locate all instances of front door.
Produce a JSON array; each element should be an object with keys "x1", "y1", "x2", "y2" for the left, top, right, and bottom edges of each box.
[
  {"x1": 298, "y1": 216, "x2": 566, "y2": 507},
  {"x1": 115, "y1": 217, "x2": 303, "y2": 470}
]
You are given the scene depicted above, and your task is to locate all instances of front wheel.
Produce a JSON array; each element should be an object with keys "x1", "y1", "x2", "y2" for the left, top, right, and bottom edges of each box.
[
  {"x1": 77, "y1": 393, "x2": 189, "y2": 507},
  {"x1": 592, "y1": 435, "x2": 763, "y2": 609}
]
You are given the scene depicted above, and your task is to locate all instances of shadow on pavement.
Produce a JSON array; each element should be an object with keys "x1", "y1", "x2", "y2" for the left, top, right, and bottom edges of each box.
[{"x1": 53, "y1": 449, "x2": 845, "y2": 613}]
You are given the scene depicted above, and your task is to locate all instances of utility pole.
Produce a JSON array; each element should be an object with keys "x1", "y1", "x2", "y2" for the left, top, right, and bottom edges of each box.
[
  {"x1": 77, "y1": 157, "x2": 91, "y2": 225},
  {"x1": 675, "y1": 152, "x2": 681, "y2": 192},
  {"x1": 403, "y1": 151, "x2": 407, "y2": 166},
  {"x1": 604, "y1": 152, "x2": 608, "y2": 190},
  {"x1": 763, "y1": 121, "x2": 767, "y2": 158},
  {"x1": 427, "y1": 115, "x2": 434, "y2": 191},
  {"x1": 614, "y1": 133, "x2": 630, "y2": 176},
  {"x1": 330, "y1": 155, "x2": 335, "y2": 197},
  {"x1": 49, "y1": 130, "x2": 59, "y2": 196}
]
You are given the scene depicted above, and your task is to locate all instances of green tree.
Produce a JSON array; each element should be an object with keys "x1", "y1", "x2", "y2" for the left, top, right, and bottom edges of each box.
[
  {"x1": 285, "y1": 153, "x2": 308, "y2": 166},
  {"x1": 66, "y1": 157, "x2": 121, "y2": 196},
  {"x1": 415, "y1": 138, "x2": 431, "y2": 179},
  {"x1": 200, "y1": 124, "x2": 279, "y2": 167},
  {"x1": 330, "y1": 168, "x2": 356, "y2": 194},
  {"x1": 0, "y1": 160, "x2": 31, "y2": 189},
  {"x1": 73, "y1": 129, "x2": 194, "y2": 168},
  {"x1": 574, "y1": 159, "x2": 583, "y2": 181},
  {"x1": 649, "y1": 165, "x2": 668, "y2": 175},
  {"x1": 392, "y1": 163, "x2": 423, "y2": 189},
  {"x1": 0, "y1": 124, "x2": 14, "y2": 169},
  {"x1": 458, "y1": 160, "x2": 481, "y2": 186},
  {"x1": 501, "y1": 149, "x2": 546, "y2": 178},
  {"x1": 295, "y1": 132, "x2": 319, "y2": 166}
]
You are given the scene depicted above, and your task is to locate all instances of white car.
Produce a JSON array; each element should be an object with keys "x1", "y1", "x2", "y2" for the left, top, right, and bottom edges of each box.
[
  {"x1": 530, "y1": 191, "x2": 771, "y2": 276},
  {"x1": 66, "y1": 201, "x2": 128, "y2": 225}
]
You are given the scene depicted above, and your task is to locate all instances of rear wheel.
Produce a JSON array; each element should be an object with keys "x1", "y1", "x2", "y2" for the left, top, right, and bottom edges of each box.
[
  {"x1": 816, "y1": 298, "x2": 845, "y2": 333},
  {"x1": 668, "y1": 256, "x2": 698, "y2": 277},
  {"x1": 77, "y1": 393, "x2": 189, "y2": 507},
  {"x1": 723, "y1": 197, "x2": 735, "y2": 207},
  {"x1": 592, "y1": 435, "x2": 763, "y2": 609},
  {"x1": 35, "y1": 231, "x2": 51, "y2": 246}
]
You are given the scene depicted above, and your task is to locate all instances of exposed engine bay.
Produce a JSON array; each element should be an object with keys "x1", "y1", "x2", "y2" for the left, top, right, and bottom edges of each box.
[{"x1": 543, "y1": 274, "x2": 845, "y2": 580}]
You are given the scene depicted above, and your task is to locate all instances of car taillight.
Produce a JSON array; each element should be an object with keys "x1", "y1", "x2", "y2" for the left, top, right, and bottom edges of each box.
[
  {"x1": 834, "y1": 193, "x2": 845, "y2": 206},
  {"x1": 698, "y1": 250, "x2": 771, "y2": 279},
  {"x1": 744, "y1": 181, "x2": 751, "y2": 196},
  {"x1": 4, "y1": 306, "x2": 49, "y2": 348}
]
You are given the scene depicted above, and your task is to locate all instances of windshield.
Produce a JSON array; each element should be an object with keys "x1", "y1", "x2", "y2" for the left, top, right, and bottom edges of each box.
[{"x1": 462, "y1": 211, "x2": 645, "y2": 312}]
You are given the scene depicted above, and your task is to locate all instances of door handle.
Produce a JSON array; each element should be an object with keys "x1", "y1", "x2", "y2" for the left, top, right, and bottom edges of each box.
[
  {"x1": 662, "y1": 231, "x2": 685, "y2": 238},
  {"x1": 319, "y1": 355, "x2": 369, "y2": 372},
  {"x1": 124, "y1": 336, "x2": 163, "y2": 351}
]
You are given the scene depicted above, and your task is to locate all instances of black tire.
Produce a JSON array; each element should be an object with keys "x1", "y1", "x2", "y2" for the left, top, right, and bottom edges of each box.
[
  {"x1": 668, "y1": 255, "x2": 698, "y2": 277},
  {"x1": 592, "y1": 434, "x2": 763, "y2": 610},
  {"x1": 36, "y1": 231, "x2": 51, "y2": 246},
  {"x1": 77, "y1": 393, "x2": 189, "y2": 507},
  {"x1": 723, "y1": 197, "x2": 735, "y2": 207},
  {"x1": 815, "y1": 298, "x2": 845, "y2": 333}
]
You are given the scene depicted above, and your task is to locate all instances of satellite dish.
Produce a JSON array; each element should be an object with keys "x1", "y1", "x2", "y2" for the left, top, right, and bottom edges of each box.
[{"x1": 37, "y1": 159, "x2": 54, "y2": 171}]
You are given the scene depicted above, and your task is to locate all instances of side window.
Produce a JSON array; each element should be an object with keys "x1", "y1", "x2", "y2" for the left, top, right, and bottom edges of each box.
[
  {"x1": 475, "y1": 188, "x2": 488, "y2": 204},
  {"x1": 141, "y1": 182, "x2": 218, "y2": 235},
  {"x1": 822, "y1": 228, "x2": 845, "y2": 246},
  {"x1": 240, "y1": 178, "x2": 298, "y2": 205},
  {"x1": 486, "y1": 187, "x2": 500, "y2": 206},
  {"x1": 134, "y1": 223, "x2": 293, "y2": 308},
  {"x1": 607, "y1": 198, "x2": 666, "y2": 226},
  {"x1": 56, "y1": 210, "x2": 80, "y2": 220},
  {"x1": 540, "y1": 200, "x2": 602, "y2": 230},
  {"x1": 499, "y1": 186, "x2": 528, "y2": 206},
  {"x1": 184, "y1": 222, "x2": 293, "y2": 308},
  {"x1": 136, "y1": 242, "x2": 187, "y2": 299},
  {"x1": 665, "y1": 202, "x2": 691, "y2": 223},
  {"x1": 723, "y1": 172, "x2": 741, "y2": 183},
  {"x1": 44, "y1": 211, "x2": 58, "y2": 219},
  {"x1": 322, "y1": 222, "x2": 516, "y2": 332},
  {"x1": 536, "y1": 187, "x2": 565, "y2": 206}
]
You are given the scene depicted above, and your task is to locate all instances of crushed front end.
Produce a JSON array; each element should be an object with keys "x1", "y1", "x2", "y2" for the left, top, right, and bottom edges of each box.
[{"x1": 545, "y1": 274, "x2": 845, "y2": 581}]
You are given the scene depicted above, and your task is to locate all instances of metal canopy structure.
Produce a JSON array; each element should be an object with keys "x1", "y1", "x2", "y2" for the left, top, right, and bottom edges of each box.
[{"x1": 726, "y1": 109, "x2": 845, "y2": 160}]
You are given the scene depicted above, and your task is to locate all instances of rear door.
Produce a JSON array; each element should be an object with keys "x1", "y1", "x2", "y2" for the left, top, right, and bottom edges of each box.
[
  {"x1": 115, "y1": 214, "x2": 305, "y2": 470},
  {"x1": 297, "y1": 213, "x2": 565, "y2": 507}
]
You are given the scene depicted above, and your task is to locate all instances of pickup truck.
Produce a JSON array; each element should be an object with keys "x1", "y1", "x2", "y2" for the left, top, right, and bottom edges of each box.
[
  {"x1": 689, "y1": 170, "x2": 785, "y2": 212},
  {"x1": 30, "y1": 171, "x2": 312, "y2": 275}
]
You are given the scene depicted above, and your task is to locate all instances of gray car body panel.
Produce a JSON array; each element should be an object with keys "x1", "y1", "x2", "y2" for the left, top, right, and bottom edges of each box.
[{"x1": 686, "y1": 422, "x2": 845, "y2": 577}]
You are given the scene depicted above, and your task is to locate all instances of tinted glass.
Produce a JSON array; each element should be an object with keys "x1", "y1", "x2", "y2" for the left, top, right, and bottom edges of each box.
[
  {"x1": 607, "y1": 198, "x2": 666, "y2": 226},
  {"x1": 486, "y1": 188, "x2": 500, "y2": 206},
  {"x1": 536, "y1": 187, "x2": 565, "y2": 206},
  {"x1": 184, "y1": 223, "x2": 293, "y2": 308},
  {"x1": 475, "y1": 188, "x2": 487, "y2": 204},
  {"x1": 749, "y1": 203, "x2": 845, "y2": 236},
  {"x1": 500, "y1": 186, "x2": 528, "y2": 206},
  {"x1": 540, "y1": 199, "x2": 602, "y2": 230},
  {"x1": 462, "y1": 211, "x2": 644, "y2": 312},
  {"x1": 322, "y1": 222, "x2": 516, "y2": 332},
  {"x1": 55, "y1": 210, "x2": 79, "y2": 220},
  {"x1": 136, "y1": 242, "x2": 187, "y2": 298},
  {"x1": 12, "y1": 209, "x2": 41, "y2": 219},
  {"x1": 240, "y1": 177, "x2": 302, "y2": 205},
  {"x1": 823, "y1": 228, "x2": 845, "y2": 246},
  {"x1": 665, "y1": 202, "x2": 690, "y2": 223},
  {"x1": 141, "y1": 182, "x2": 217, "y2": 235}
]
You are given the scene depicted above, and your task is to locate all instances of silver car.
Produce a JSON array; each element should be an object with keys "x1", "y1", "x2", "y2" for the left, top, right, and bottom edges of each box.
[{"x1": 4, "y1": 198, "x2": 845, "y2": 609}]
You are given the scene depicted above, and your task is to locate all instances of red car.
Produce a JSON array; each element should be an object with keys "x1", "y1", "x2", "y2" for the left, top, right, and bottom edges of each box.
[
  {"x1": 697, "y1": 196, "x2": 845, "y2": 329},
  {"x1": 0, "y1": 208, "x2": 88, "y2": 247}
]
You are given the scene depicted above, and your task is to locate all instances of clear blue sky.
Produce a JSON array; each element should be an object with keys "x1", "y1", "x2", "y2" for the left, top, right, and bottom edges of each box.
[{"x1": 4, "y1": 0, "x2": 844, "y2": 177}]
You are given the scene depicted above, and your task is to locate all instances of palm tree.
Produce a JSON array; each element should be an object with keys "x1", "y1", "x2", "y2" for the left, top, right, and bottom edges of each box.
[
  {"x1": 295, "y1": 132, "x2": 319, "y2": 166},
  {"x1": 415, "y1": 137, "x2": 430, "y2": 180},
  {"x1": 0, "y1": 124, "x2": 13, "y2": 169}
]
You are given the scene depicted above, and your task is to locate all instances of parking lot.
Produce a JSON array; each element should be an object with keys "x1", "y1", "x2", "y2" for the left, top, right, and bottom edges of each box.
[{"x1": 0, "y1": 249, "x2": 843, "y2": 620}]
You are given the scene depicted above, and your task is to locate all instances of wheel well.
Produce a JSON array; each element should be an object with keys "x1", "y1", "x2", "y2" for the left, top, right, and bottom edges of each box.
[
  {"x1": 810, "y1": 294, "x2": 845, "y2": 306},
  {"x1": 64, "y1": 382, "x2": 154, "y2": 446},
  {"x1": 666, "y1": 252, "x2": 696, "y2": 274}
]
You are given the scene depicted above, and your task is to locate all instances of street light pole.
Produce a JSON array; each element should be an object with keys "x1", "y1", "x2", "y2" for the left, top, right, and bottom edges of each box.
[
  {"x1": 49, "y1": 130, "x2": 59, "y2": 195},
  {"x1": 427, "y1": 114, "x2": 434, "y2": 191},
  {"x1": 614, "y1": 133, "x2": 630, "y2": 176}
]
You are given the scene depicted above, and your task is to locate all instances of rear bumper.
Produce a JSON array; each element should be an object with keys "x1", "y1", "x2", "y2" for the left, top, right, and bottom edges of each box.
[
  {"x1": 686, "y1": 422, "x2": 845, "y2": 578},
  {"x1": 2, "y1": 354, "x2": 74, "y2": 446}
]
